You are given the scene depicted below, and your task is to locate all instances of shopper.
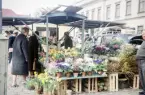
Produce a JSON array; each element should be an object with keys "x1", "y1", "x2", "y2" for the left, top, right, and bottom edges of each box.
[
  {"x1": 11, "y1": 27, "x2": 29, "y2": 87},
  {"x1": 136, "y1": 30, "x2": 145, "y2": 95},
  {"x1": 5, "y1": 30, "x2": 16, "y2": 63},
  {"x1": 61, "y1": 32, "x2": 73, "y2": 49},
  {"x1": 28, "y1": 31, "x2": 40, "y2": 77}
]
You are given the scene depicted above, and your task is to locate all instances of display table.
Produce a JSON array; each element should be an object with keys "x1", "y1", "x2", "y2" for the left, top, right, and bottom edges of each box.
[{"x1": 57, "y1": 75, "x2": 107, "y2": 95}]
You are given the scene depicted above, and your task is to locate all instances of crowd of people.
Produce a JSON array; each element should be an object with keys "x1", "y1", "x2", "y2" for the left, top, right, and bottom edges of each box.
[
  {"x1": 5, "y1": 26, "x2": 73, "y2": 87},
  {"x1": 5, "y1": 27, "x2": 41, "y2": 87}
]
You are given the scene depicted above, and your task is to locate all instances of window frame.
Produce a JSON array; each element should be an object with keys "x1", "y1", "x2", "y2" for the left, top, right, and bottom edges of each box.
[
  {"x1": 106, "y1": 5, "x2": 111, "y2": 20},
  {"x1": 137, "y1": 25, "x2": 144, "y2": 34},
  {"x1": 97, "y1": 7, "x2": 101, "y2": 20},
  {"x1": 138, "y1": 0, "x2": 145, "y2": 13},
  {"x1": 126, "y1": 0, "x2": 132, "y2": 16},
  {"x1": 115, "y1": 2, "x2": 121, "y2": 18}
]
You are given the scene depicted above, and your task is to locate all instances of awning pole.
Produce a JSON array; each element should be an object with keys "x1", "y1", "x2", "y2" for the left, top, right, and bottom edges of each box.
[
  {"x1": 0, "y1": 0, "x2": 2, "y2": 34},
  {"x1": 81, "y1": 20, "x2": 85, "y2": 56},
  {"x1": 46, "y1": 15, "x2": 49, "y2": 63}
]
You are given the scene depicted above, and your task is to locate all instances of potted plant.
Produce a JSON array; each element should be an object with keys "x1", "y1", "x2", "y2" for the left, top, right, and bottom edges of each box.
[
  {"x1": 64, "y1": 66, "x2": 73, "y2": 77},
  {"x1": 33, "y1": 72, "x2": 43, "y2": 94},
  {"x1": 72, "y1": 65, "x2": 80, "y2": 77},
  {"x1": 25, "y1": 79, "x2": 35, "y2": 90},
  {"x1": 55, "y1": 64, "x2": 64, "y2": 78},
  {"x1": 38, "y1": 71, "x2": 60, "y2": 95}
]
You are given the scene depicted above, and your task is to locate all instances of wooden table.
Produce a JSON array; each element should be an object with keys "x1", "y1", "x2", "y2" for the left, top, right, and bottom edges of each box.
[{"x1": 57, "y1": 75, "x2": 107, "y2": 95}]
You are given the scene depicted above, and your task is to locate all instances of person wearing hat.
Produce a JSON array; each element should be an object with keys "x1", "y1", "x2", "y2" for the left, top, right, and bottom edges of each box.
[
  {"x1": 11, "y1": 27, "x2": 29, "y2": 87},
  {"x1": 61, "y1": 32, "x2": 73, "y2": 49}
]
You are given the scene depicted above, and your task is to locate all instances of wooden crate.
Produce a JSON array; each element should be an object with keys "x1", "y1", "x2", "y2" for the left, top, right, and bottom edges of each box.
[
  {"x1": 109, "y1": 73, "x2": 118, "y2": 91},
  {"x1": 133, "y1": 75, "x2": 139, "y2": 89},
  {"x1": 83, "y1": 78, "x2": 98, "y2": 93}
]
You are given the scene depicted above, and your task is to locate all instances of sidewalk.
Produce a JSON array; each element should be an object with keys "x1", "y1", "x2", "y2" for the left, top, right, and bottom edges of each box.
[{"x1": 7, "y1": 65, "x2": 140, "y2": 95}]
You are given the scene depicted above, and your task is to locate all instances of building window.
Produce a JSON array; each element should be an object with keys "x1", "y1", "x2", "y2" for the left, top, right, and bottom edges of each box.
[
  {"x1": 139, "y1": 0, "x2": 145, "y2": 13},
  {"x1": 91, "y1": 9, "x2": 95, "y2": 20},
  {"x1": 126, "y1": 0, "x2": 131, "y2": 15},
  {"x1": 137, "y1": 26, "x2": 144, "y2": 34},
  {"x1": 97, "y1": 8, "x2": 101, "y2": 20},
  {"x1": 115, "y1": 3, "x2": 120, "y2": 18},
  {"x1": 106, "y1": 5, "x2": 111, "y2": 19}
]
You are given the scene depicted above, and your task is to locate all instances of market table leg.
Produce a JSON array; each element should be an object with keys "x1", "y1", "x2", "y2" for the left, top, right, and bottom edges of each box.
[
  {"x1": 92, "y1": 78, "x2": 94, "y2": 92},
  {"x1": 79, "y1": 79, "x2": 82, "y2": 93},
  {"x1": 95, "y1": 78, "x2": 98, "y2": 92},
  {"x1": 64, "y1": 80, "x2": 67, "y2": 95},
  {"x1": 88, "y1": 78, "x2": 91, "y2": 93},
  {"x1": 75, "y1": 79, "x2": 79, "y2": 93}
]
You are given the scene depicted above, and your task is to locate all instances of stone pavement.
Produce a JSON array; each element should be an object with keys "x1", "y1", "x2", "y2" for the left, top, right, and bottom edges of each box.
[{"x1": 7, "y1": 65, "x2": 140, "y2": 95}]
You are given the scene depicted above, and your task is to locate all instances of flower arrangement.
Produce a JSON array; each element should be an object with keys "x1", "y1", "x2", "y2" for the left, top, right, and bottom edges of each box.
[
  {"x1": 29, "y1": 70, "x2": 61, "y2": 95},
  {"x1": 92, "y1": 45, "x2": 108, "y2": 55}
]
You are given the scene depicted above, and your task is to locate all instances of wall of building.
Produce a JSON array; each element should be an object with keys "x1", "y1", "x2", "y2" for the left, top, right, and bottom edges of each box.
[{"x1": 77, "y1": 0, "x2": 145, "y2": 34}]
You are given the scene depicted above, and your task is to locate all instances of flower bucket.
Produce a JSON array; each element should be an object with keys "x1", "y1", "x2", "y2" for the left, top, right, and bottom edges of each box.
[
  {"x1": 66, "y1": 90, "x2": 72, "y2": 95},
  {"x1": 82, "y1": 72, "x2": 86, "y2": 77},
  {"x1": 56, "y1": 72, "x2": 62, "y2": 78},
  {"x1": 66, "y1": 72, "x2": 71, "y2": 77},
  {"x1": 73, "y1": 73, "x2": 79, "y2": 77},
  {"x1": 42, "y1": 44, "x2": 47, "y2": 52},
  {"x1": 43, "y1": 92, "x2": 52, "y2": 95},
  {"x1": 87, "y1": 71, "x2": 92, "y2": 76}
]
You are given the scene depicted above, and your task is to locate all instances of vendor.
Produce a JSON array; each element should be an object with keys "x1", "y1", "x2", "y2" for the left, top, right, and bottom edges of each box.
[
  {"x1": 136, "y1": 30, "x2": 145, "y2": 95},
  {"x1": 61, "y1": 32, "x2": 73, "y2": 49}
]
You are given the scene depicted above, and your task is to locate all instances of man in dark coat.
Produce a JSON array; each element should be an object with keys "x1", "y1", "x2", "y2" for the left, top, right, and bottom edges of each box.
[
  {"x1": 28, "y1": 31, "x2": 39, "y2": 76},
  {"x1": 61, "y1": 32, "x2": 73, "y2": 49},
  {"x1": 136, "y1": 30, "x2": 145, "y2": 95},
  {"x1": 11, "y1": 27, "x2": 29, "y2": 87}
]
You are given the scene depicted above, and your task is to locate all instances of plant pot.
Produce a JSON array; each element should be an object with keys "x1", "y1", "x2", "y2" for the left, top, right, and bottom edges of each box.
[
  {"x1": 73, "y1": 73, "x2": 79, "y2": 77},
  {"x1": 66, "y1": 72, "x2": 71, "y2": 77},
  {"x1": 98, "y1": 71, "x2": 103, "y2": 75},
  {"x1": 82, "y1": 72, "x2": 86, "y2": 77},
  {"x1": 56, "y1": 72, "x2": 62, "y2": 78},
  {"x1": 87, "y1": 71, "x2": 92, "y2": 76},
  {"x1": 36, "y1": 88, "x2": 43, "y2": 94}
]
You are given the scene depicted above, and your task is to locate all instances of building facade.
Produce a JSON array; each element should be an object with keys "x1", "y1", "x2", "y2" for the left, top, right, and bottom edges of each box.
[{"x1": 76, "y1": 0, "x2": 145, "y2": 34}]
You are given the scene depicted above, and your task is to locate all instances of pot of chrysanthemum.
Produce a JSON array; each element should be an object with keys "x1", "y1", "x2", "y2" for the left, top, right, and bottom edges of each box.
[
  {"x1": 87, "y1": 71, "x2": 92, "y2": 76},
  {"x1": 56, "y1": 72, "x2": 62, "y2": 78},
  {"x1": 82, "y1": 72, "x2": 86, "y2": 77},
  {"x1": 66, "y1": 72, "x2": 71, "y2": 77}
]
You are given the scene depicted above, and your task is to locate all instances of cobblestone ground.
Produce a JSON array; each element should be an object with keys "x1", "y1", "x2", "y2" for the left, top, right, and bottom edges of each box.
[{"x1": 7, "y1": 65, "x2": 140, "y2": 95}]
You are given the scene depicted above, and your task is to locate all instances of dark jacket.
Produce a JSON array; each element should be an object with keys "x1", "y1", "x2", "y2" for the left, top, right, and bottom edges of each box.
[
  {"x1": 8, "y1": 36, "x2": 15, "y2": 49},
  {"x1": 61, "y1": 37, "x2": 73, "y2": 49},
  {"x1": 12, "y1": 34, "x2": 29, "y2": 75},
  {"x1": 28, "y1": 35, "x2": 39, "y2": 71},
  {"x1": 136, "y1": 41, "x2": 145, "y2": 59}
]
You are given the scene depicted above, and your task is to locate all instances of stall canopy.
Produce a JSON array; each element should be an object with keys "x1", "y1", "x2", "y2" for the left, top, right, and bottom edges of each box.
[
  {"x1": 64, "y1": 20, "x2": 124, "y2": 29},
  {"x1": 2, "y1": 16, "x2": 43, "y2": 26},
  {"x1": 40, "y1": 6, "x2": 86, "y2": 25}
]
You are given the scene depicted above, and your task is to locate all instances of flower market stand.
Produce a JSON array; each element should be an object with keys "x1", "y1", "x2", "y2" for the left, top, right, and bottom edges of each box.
[{"x1": 57, "y1": 74, "x2": 107, "y2": 95}]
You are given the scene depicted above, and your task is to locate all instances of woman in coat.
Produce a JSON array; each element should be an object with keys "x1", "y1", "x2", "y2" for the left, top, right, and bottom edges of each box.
[
  {"x1": 28, "y1": 31, "x2": 39, "y2": 76},
  {"x1": 11, "y1": 27, "x2": 29, "y2": 87}
]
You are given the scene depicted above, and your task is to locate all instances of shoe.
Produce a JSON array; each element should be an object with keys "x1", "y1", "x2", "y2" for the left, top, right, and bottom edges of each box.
[
  {"x1": 11, "y1": 84, "x2": 19, "y2": 87},
  {"x1": 139, "y1": 92, "x2": 145, "y2": 95}
]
